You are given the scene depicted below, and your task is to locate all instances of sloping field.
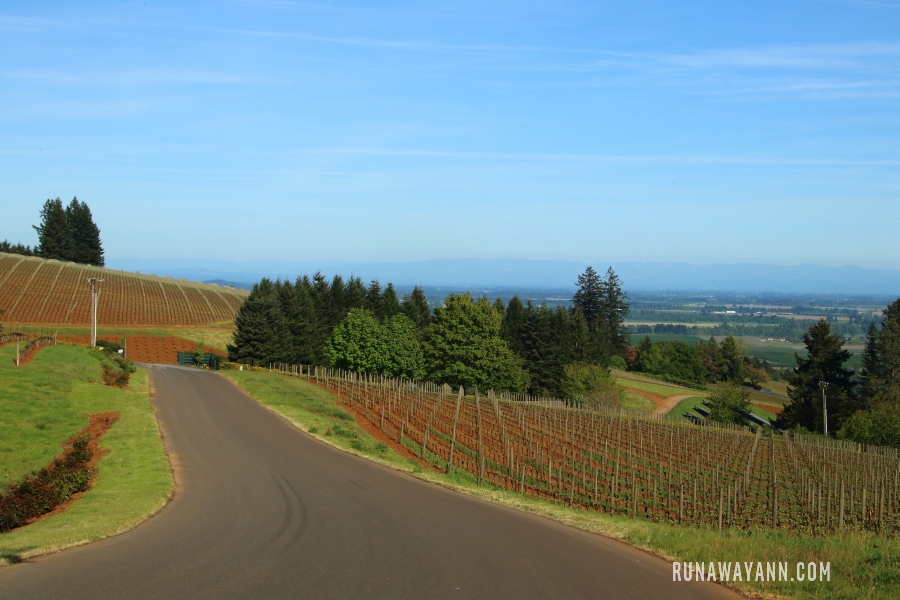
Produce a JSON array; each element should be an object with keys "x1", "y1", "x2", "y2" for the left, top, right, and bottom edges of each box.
[{"x1": 0, "y1": 253, "x2": 248, "y2": 327}]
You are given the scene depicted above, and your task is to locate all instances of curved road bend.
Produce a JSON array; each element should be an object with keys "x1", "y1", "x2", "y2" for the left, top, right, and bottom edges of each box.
[{"x1": 0, "y1": 366, "x2": 739, "y2": 599}]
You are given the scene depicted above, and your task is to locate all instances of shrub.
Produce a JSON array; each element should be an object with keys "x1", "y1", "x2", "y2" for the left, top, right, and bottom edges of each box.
[{"x1": 0, "y1": 436, "x2": 93, "y2": 532}]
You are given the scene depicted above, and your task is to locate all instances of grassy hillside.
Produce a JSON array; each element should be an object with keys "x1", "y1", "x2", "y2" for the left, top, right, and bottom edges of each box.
[{"x1": 0, "y1": 344, "x2": 172, "y2": 565}]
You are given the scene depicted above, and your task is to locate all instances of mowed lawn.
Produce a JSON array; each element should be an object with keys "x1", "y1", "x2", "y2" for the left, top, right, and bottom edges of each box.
[{"x1": 0, "y1": 344, "x2": 172, "y2": 565}]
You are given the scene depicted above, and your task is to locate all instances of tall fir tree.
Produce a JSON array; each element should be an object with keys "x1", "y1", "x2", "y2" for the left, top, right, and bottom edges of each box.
[
  {"x1": 380, "y1": 283, "x2": 401, "y2": 319},
  {"x1": 33, "y1": 198, "x2": 71, "y2": 261},
  {"x1": 573, "y1": 266, "x2": 603, "y2": 324},
  {"x1": 66, "y1": 198, "x2": 104, "y2": 266},
  {"x1": 501, "y1": 296, "x2": 526, "y2": 355},
  {"x1": 599, "y1": 267, "x2": 630, "y2": 356},
  {"x1": 401, "y1": 286, "x2": 431, "y2": 330},
  {"x1": 365, "y1": 279, "x2": 384, "y2": 316},
  {"x1": 779, "y1": 320, "x2": 856, "y2": 433}
]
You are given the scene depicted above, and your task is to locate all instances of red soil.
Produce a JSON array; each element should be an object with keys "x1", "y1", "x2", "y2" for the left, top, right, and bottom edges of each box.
[
  {"x1": 752, "y1": 403, "x2": 782, "y2": 416},
  {"x1": 27, "y1": 412, "x2": 120, "y2": 525},
  {"x1": 58, "y1": 335, "x2": 225, "y2": 364}
]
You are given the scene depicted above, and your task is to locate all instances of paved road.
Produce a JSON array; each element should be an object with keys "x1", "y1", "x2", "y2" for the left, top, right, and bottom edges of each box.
[{"x1": 0, "y1": 366, "x2": 738, "y2": 599}]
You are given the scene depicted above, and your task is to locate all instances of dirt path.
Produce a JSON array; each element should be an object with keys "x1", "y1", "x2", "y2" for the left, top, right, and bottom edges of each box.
[
  {"x1": 652, "y1": 394, "x2": 695, "y2": 415},
  {"x1": 622, "y1": 388, "x2": 699, "y2": 416}
]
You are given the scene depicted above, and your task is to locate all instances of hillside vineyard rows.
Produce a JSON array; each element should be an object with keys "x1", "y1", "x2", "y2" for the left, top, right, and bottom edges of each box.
[
  {"x1": 273, "y1": 364, "x2": 900, "y2": 534},
  {"x1": 0, "y1": 253, "x2": 247, "y2": 326}
]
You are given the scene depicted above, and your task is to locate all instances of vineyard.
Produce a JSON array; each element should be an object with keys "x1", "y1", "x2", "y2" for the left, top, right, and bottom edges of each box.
[
  {"x1": 0, "y1": 253, "x2": 248, "y2": 326},
  {"x1": 272, "y1": 364, "x2": 900, "y2": 535}
]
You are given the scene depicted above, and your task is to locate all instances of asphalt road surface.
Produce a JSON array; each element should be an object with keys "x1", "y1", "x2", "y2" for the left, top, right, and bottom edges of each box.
[{"x1": 0, "y1": 366, "x2": 740, "y2": 599}]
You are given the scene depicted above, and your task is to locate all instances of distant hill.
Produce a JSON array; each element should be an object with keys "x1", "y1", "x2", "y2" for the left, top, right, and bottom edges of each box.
[
  {"x1": 0, "y1": 252, "x2": 248, "y2": 326},
  {"x1": 108, "y1": 257, "x2": 900, "y2": 295}
]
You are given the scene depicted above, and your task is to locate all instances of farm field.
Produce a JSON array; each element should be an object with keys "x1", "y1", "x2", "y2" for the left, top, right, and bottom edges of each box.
[
  {"x1": 0, "y1": 344, "x2": 172, "y2": 564},
  {"x1": 57, "y1": 335, "x2": 225, "y2": 364},
  {"x1": 0, "y1": 253, "x2": 247, "y2": 327},
  {"x1": 229, "y1": 368, "x2": 900, "y2": 599},
  {"x1": 266, "y1": 364, "x2": 899, "y2": 539}
]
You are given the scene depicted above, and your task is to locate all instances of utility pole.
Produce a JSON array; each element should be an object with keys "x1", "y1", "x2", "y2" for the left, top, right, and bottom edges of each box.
[
  {"x1": 819, "y1": 381, "x2": 830, "y2": 436},
  {"x1": 87, "y1": 278, "x2": 104, "y2": 347}
]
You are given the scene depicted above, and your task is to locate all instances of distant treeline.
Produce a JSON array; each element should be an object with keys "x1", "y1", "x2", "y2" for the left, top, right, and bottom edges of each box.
[{"x1": 628, "y1": 318, "x2": 876, "y2": 341}]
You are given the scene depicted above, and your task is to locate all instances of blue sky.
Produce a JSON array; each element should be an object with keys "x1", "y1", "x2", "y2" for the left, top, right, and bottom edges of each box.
[{"x1": 1, "y1": 1, "x2": 899, "y2": 268}]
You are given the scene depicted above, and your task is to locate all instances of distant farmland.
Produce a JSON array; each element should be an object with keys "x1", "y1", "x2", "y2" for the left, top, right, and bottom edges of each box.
[{"x1": 0, "y1": 253, "x2": 248, "y2": 327}]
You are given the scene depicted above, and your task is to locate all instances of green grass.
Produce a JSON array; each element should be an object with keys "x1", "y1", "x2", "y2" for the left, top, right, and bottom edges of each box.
[
  {"x1": 619, "y1": 390, "x2": 657, "y2": 412},
  {"x1": 0, "y1": 344, "x2": 173, "y2": 566},
  {"x1": 221, "y1": 371, "x2": 424, "y2": 473},
  {"x1": 666, "y1": 397, "x2": 707, "y2": 421},
  {"x1": 8, "y1": 324, "x2": 236, "y2": 353},
  {"x1": 629, "y1": 334, "x2": 705, "y2": 346},
  {"x1": 615, "y1": 377, "x2": 707, "y2": 400},
  {"x1": 225, "y1": 369, "x2": 900, "y2": 600}
]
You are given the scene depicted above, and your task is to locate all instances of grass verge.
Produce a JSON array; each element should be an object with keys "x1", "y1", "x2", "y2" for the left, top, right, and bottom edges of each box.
[
  {"x1": 616, "y1": 377, "x2": 708, "y2": 399},
  {"x1": 225, "y1": 369, "x2": 900, "y2": 600},
  {"x1": 0, "y1": 344, "x2": 173, "y2": 566}
]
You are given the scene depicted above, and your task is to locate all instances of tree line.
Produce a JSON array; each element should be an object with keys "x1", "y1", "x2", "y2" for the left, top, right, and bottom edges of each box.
[
  {"x1": 228, "y1": 266, "x2": 630, "y2": 396},
  {"x1": 1, "y1": 198, "x2": 104, "y2": 266}
]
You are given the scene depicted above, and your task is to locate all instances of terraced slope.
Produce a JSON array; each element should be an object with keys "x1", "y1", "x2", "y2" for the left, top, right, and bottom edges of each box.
[{"x1": 0, "y1": 253, "x2": 248, "y2": 326}]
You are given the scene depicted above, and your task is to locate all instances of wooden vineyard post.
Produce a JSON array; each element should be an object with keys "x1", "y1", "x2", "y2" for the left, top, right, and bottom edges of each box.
[
  {"x1": 475, "y1": 389, "x2": 484, "y2": 485},
  {"x1": 447, "y1": 386, "x2": 463, "y2": 474},
  {"x1": 840, "y1": 480, "x2": 845, "y2": 529},
  {"x1": 569, "y1": 450, "x2": 576, "y2": 507},
  {"x1": 679, "y1": 483, "x2": 684, "y2": 524},
  {"x1": 519, "y1": 461, "x2": 526, "y2": 495},
  {"x1": 718, "y1": 488, "x2": 724, "y2": 531}
]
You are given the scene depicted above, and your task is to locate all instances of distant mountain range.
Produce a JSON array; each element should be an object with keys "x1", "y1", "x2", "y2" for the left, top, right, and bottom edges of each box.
[{"x1": 106, "y1": 257, "x2": 900, "y2": 295}]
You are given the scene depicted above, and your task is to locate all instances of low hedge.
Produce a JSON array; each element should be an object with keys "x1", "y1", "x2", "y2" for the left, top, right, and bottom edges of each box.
[{"x1": 0, "y1": 436, "x2": 93, "y2": 532}]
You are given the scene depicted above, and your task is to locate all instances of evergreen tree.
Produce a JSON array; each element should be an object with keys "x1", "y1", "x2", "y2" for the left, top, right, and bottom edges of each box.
[
  {"x1": 599, "y1": 267, "x2": 630, "y2": 356},
  {"x1": 520, "y1": 303, "x2": 561, "y2": 395},
  {"x1": 65, "y1": 198, "x2": 104, "y2": 266},
  {"x1": 573, "y1": 266, "x2": 603, "y2": 324},
  {"x1": 697, "y1": 337, "x2": 723, "y2": 382},
  {"x1": 779, "y1": 320, "x2": 856, "y2": 433},
  {"x1": 501, "y1": 296, "x2": 526, "y2": 355},
  {"x1": 365, "y1": 279, "x2": 384, "y2": 316},
  {"x1": 401, "y1": 286, "x2": 431, "y2": 330},
  {"x1": 0, "y1": 241, "x2": 35, "y2": 256},
  {"x1": 381, "y1": 283, "x2": 401, "y2": 319},
  {"x1": 861, "y1": 299, "x2": 900, "y2": 399},
  {"x1": 719, "y1": 335, "x2": 745, "y2": 382},
  {"x1": 227, "y1": 279, "x2": 279, "y2": 365},
  {"x1": 33, "y1": 198, "x2": 71, "y2": 261}
]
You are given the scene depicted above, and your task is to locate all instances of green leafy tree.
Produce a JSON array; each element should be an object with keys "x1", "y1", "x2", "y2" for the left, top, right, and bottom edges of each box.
[
  {"x1": 65, "y1": 198, "x2": 104, "y2": 266},
  {"x1": 380, "y1": 314, "x2": 426, "y2": 379},
  {"x1": 560, "y1": 362, "x2": 621, "y2": 406},
  {"x1": 706, "y1": 381, "x2": 751, "y2": 425},
  {"x1": 401, "y1": 286, "x2": 431, "y2": 330},
  {"x1": 326, "y1": 310, "x2": 424, "y2": 379},
  {"x1": 779, "y1": 320, "x2": 856, "y2": 433},
  {"x1": 423, "y1": 293, "x2": 529, "y2": 391},
  {"x1": 33, "y1": 198, "x2": 71, "y2": 260},
  {"x1": 839, "y1": 389, "x2": 900, "y2": 448}
]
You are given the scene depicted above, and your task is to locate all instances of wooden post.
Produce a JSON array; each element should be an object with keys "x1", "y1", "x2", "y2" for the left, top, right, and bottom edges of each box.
[
  {"x1": 475, "y1": 389, "x2": 484, "y2": 485},
  {"x1": 447, "y1": 386, "x2": 463, "y2": 474},
  {"x1": 839, "y1": 480, "x2": 845, "y2": 529},
  {"x1": 718, "y1": 487, "x2": 724, "y2": 531}
]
